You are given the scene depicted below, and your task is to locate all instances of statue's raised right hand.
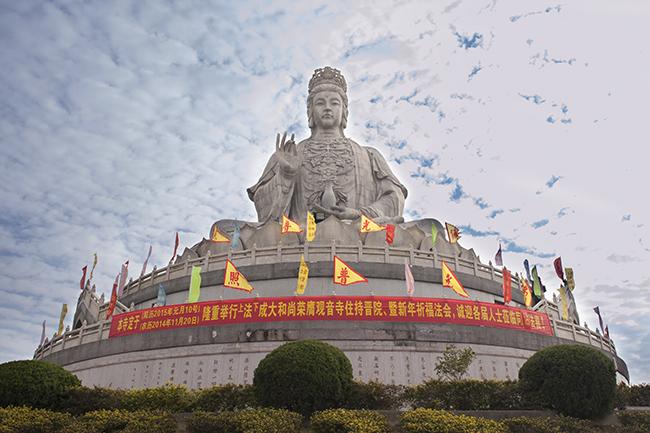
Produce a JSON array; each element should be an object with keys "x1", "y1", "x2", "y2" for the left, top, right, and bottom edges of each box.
[{"x1": 275, "y1": 131, "x2": 299, "y2": 178}]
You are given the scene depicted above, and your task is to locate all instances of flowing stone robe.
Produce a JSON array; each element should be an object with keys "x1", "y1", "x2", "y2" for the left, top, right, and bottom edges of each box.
[{"x1": 247, "y1": 137, "x2": 408, "y2": 223}]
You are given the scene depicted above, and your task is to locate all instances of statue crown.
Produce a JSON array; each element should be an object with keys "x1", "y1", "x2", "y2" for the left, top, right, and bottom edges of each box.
[{"x1": 309, "y1": 66, "x2": 347, "y2": 94}]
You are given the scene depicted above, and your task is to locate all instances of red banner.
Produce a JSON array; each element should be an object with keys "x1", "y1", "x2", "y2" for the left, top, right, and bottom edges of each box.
[{"x1": 109, "y1": 296, "x2": 553, "y2": 338}]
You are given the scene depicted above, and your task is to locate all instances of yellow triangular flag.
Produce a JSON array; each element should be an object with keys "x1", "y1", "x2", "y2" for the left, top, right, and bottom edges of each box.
[
  {"x1": 306, "y1": 212, "x2": 316, "y2": 242},
  {"x1": 559, "y1": 286, "x2": 569, "y2": 321},
  {"x1": 296, "y1": 255, "x2": 309, "y2": 294},
  {"x1": 57, "y1": 303, "x2": 68, "y2": 336},
  {"x1": 520, "y1": 275, "x2": 533, "y2": 307},
  {"x1": 360, "y1": 214, "x2": 385, "y2": 233},
  {"x1": 224, "y1": 259, "x2": 254, "y2": 292},
  {"x1": 441, "y1": 260, "x2": 469, "y2": 298},
  {"x1": 445, "y1": 222, "x2": 461, "y2": 243},
  {"x1": 211, "y1": 226, "x2": 230, "y2": 243},
  {"x1": 333, "y1": 256, "x2": 367, "y2": 286},
  {"x1": 281, "y1": 214, "x2": 302, "y2": 234}
]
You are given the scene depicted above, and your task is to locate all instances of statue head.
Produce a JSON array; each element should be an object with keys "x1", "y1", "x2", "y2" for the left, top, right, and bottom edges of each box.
[{"x1": 307, "y1": 66, "x2": 348, "y2": 131}]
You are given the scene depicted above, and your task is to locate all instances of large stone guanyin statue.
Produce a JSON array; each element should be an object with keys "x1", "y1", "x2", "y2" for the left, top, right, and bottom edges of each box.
[
  {"x1": 248, "y1": 67, "x2": 407, "y2": 225},
  {"x1": 181, "y1": 67, "x2": 477, "y2": 261}
]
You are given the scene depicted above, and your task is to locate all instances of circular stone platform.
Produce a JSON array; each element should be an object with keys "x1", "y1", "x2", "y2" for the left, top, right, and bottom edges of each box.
[{"x1": 35, "y1": 243, "x2": 628, "y2": 388}]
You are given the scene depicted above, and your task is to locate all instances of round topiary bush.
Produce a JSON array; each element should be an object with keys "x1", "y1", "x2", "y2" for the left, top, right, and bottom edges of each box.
[
  {"x1": 0, "y1": 360, "x2": 81, "y2": 409},
  {"x1": 518, "y1": 344, "x2": 616, "y2": 419},
  {"x1": 253, "y1": 340, "x2": 353, "y2": 415}
]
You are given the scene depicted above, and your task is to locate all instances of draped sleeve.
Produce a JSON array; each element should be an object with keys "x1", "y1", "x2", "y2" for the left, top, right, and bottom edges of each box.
[{"x1": 358, "y1": 147, "x2": 408, "y2": 221}]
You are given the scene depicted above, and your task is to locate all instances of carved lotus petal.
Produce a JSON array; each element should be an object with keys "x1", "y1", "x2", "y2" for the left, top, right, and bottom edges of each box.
[{"x1": 311, "y1": 215, "x2": 361, "y2": 245}]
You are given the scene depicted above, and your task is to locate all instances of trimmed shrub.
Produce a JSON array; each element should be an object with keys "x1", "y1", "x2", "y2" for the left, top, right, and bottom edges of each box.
[
  {"x1": 70, "y1": 409, "x2": 176, "y2": 433},
  {"x1": 187, "y1": 408, "x2": 302, "y2": 433},
  {"x1": 518, "y1": 344, "x2": 616, "y2": 419},
  {"x1": 194, "y1": 384, "x2": 257, "y2": 411},
  {"x1": 253, "y1": 340, "x2": 353, "y2": 415},
  {"x1": 400, "y1": 408, "x2": 508, "y2": 433},
  {"x1": 627, "y1": 384, "x2": 650, "y2": 407},
  {"x1": 344, "y1": 381, "x2": 406, "y2": 410},
  {"x1": 405, "y1": 379, "x2": 534, "y2": 410},
  {"x1": 618, "y1": 411, "x2": 650, "y2": 430},
  {"x1": 503, "y1": 416, "x2": 598, "y2": 433},
  {"x1": 310, "y1": 409, "x2": 391, "y2": 433},
  {"x1": 0, "y1": 406, "x2": 72, "y2": 433},
  {"x1": 0, "y1": 360, "x2": 81, "y2": 409},
  {"x1": 60, "y1": 387, "x2": 123, "y2": 415},
  {"x1": 120, "y1": 384, "x2": 195, "y2": 412}
]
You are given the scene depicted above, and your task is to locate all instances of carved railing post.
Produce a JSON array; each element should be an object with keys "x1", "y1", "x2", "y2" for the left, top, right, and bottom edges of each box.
[
  {"x1": 358, "y1": 240, "x2": 363, "y2": 262},
  {"x1": 251, "y1": 244, "x2": 257, "y2": 265},
  {"x1": 571, "y1": 322, "x2": 577, "y2": 341},
  {"x1": 331, "y1": 240, "x2": 336, "y2": 261}
]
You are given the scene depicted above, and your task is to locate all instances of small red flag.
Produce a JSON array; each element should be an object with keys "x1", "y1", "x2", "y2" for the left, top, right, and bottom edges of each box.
[
  {"x1": 553, "y1": 257, "x2": 564, "y2": 281},
  {"x1": 502, "y1": 267, "x2": 512, "y2": 304},
  {"x1": 170, "y1": 232, "x2": 179, "y2": 264},
  {"x1": 80, "y1": 265, "x2": 87, "y2": 290},
  {"x1": 385, "y1": 224, "x2": 395, "y2": 245}
]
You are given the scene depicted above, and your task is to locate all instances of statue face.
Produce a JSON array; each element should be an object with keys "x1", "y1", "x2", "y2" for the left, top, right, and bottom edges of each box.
[{"x1": 311, "y1": 90, "x2": 344, "y2": 130}]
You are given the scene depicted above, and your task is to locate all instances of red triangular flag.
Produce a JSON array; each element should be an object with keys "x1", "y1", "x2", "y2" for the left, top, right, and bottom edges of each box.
[{"x1": 385, "y1": 224, "x2": 395, "y2": 245}]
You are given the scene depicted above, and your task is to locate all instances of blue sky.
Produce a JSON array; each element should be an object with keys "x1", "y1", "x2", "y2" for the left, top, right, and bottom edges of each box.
[{"x1": 1, "y1": 0, "x2": 649, "y2": 383}]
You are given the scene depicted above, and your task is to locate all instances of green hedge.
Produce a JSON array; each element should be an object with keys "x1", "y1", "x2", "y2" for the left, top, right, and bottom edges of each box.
[
  {"x1": 194, "y1": 384, "x2": 257, "y2": 411},
  {"x1": 253, "y1": 340, "x2": 353, "y2": 415},
  {"x1": 0, "y1": 360, "x2": 81, "y2": 409},
  {"x1": 616, "y1": 384, "x2": 650, "y2": 408},
  {"x1": 187, "y1": 408, "x2": 302, "y2": 433},
  {"x1": 69, "y1": 409, "x2": 176, "y2": 433},
  {"x1": 0, "y1": 406, "x2": 73, "y2": 433},
  {"x1": 400, "y1": 408, "x2": 508, "y2": 433},
  {"x1": 618, "y1": 411, "x2": 650, "y2": 430},
  {"x1": 120, "y1": 384, "x2": 194, "y2": 412},
  {"x1": 0, "y1": 407, "x2": 175, "y2": 433},
  {"x1": 503, "y1": 416, "x2": 599, "y2": 433},
  {"x1": 60, "y1": 383, "x2": 259, "y2": 414},
  {"x1": 518, "y1": 345, "x2": 616, "y2": 419},
  {"x1": 60, "y1": 387, "x2": 123, "y2": 415},
  {"x1": 405, "y1": 380, "x2": 533, "y2": 410},
  {"x1": 344, "y1": 381, "x2": 406, "y2": 410},
  {"x1": 310, "y1": 409, "x2": 391, "y2": 433}
]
